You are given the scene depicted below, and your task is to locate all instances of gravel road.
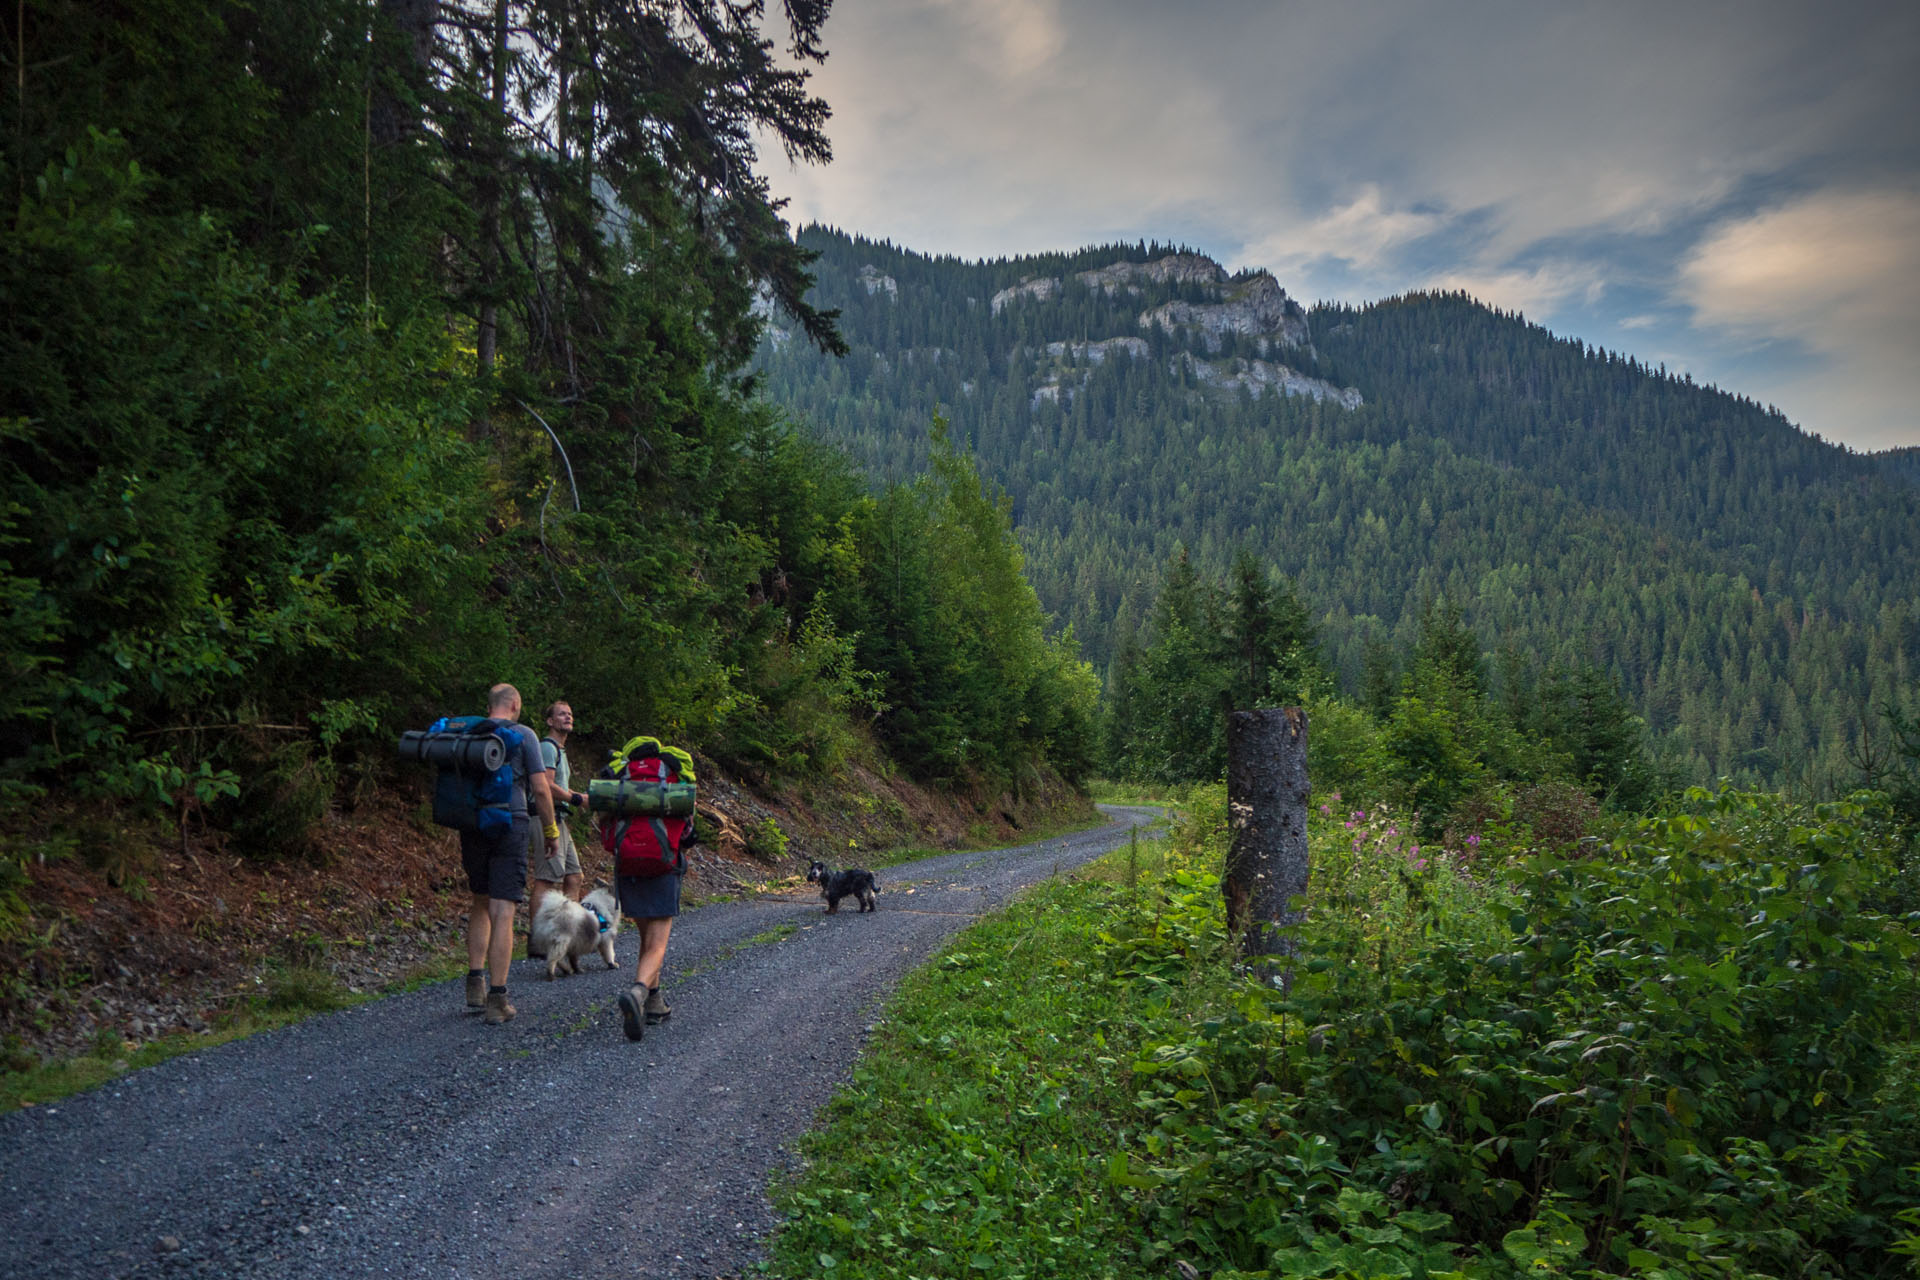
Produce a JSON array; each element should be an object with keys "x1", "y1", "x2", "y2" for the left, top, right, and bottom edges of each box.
[{"x1": 0, "y1": 805, "x2": 1160, "y2": 1279}]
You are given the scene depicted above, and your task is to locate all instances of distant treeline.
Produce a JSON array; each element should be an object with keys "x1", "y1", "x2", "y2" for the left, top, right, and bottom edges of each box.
[
  {"x1": 753, "y1": 228, "x2": 1920, "y2": 792},
  {"x1": 0, "y1": 2, "x2": 1096, "y2": 860}
]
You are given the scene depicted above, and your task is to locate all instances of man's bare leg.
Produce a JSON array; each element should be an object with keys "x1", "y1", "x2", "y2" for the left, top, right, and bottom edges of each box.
[
  {"x1": 487, "y1": 899, "x2": 516, "y2": 989},
  {"x1": 466, "y1": 893, "x2": 492, "y2": 972}
]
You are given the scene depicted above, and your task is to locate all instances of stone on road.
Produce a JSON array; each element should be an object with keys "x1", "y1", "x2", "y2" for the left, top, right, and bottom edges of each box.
[{"x1": 0, "y1": 805, "x2": 1160, "y2": 1279}]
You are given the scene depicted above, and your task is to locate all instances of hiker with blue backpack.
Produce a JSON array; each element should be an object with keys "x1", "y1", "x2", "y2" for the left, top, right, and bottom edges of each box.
[{"x1": 398, "y1": 682, "x2": 560, "y2": 1026}]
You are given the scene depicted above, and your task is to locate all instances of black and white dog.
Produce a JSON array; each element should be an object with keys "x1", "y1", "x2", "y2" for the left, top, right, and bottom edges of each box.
[{"x1": 806, "y1": 860, "x2": 878, "y2": 913}]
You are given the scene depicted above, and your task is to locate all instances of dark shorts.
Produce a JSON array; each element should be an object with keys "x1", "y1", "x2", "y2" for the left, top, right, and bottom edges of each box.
[
  {"x1": 461, "y1": 817, "x2": 529, "y2": 902},
  {"x1": 616, "y1": 872, "x2": 681, "y2": 920}
]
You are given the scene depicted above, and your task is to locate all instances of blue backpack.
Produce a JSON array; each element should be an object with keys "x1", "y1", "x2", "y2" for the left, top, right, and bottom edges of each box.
[{"x1": 423, "y1": 716, "x2": 518, "y2": 833}]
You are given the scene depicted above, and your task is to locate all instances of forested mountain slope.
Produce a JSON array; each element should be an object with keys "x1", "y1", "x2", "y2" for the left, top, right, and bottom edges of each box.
[{"x1": 754, "y1": 228, "x2": 1920, "y2": 787}]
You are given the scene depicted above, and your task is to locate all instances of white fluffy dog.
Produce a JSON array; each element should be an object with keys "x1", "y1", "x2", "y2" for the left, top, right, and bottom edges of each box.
[{"x1": 529, "y1": 886, "x2": 622, "y2": 980}]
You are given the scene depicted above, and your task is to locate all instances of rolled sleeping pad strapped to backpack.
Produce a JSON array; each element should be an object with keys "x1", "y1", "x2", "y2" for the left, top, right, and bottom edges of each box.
[
  {"x1": 396, "y1": 728, "x2": 506, "y2": 776},
  {"x1": 587, "y1": 777, "x2": 697, "y2": 817}
]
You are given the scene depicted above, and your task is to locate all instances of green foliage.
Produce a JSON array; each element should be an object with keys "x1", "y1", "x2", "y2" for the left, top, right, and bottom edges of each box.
[
  {"x1": 769, "y1": 779, "x2": 1920, "y2": 1280},
  {"x1": 747, "y1": 817, "x2": 790, "y2": 862},
  {"x1": 1, "y1": 4, "x2": 1097, "y2": 849},
  {"x1": 1105, "y1": 561, "x2": 1655, "y2": 840},
  {"x1": 758, "y1": 232, "x2": 1920, "y2": 793},
  {"x1": 3, "y1": 129, "x2": 490, "y2": 820},
  {"x1": 1107, "y1": 549, "x2": 1327, "y2": 784},
  {"x1": 1122, "y1": 788, "x2": 1920, "y2": 1278},
  {"x1": 823, "y1": 421, "x2": 1101, "y2": 785},
  {"x1": 769, "y1": 856, "x2": 1198, "y2": 1280}
]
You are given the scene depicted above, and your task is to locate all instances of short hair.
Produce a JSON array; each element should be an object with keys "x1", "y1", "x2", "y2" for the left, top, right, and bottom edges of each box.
[
  {"x1": 545, "y1": 700, "x2": 571, "y2": 720},
  {"x1": 487, "y1": 683, "x2": 521, "y2": 712}
]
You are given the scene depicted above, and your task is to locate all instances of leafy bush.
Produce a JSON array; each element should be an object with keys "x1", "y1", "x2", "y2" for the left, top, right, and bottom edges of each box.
[
  {"x1": 1124, "y1": 789, "x2": 1920, "y2": 1277},
  {"x1": 746, "y1": 817, "x2": 789, "y2": 862}
]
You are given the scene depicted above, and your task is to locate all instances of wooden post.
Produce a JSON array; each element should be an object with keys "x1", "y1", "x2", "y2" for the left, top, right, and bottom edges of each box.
[{"x1": 1224, "y1": 707, "x2": 1309, "y2": 986}]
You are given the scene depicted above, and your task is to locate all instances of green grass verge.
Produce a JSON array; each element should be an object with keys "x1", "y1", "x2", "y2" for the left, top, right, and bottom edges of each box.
[
  {"x1": 851, "y1": 807, "x2": 1113, "y2": 874},
  {"x1": 0, "y1": 954, "x2": 464, "y2": 1114},
  {"x1": 1082, "y1": 779, "x2": 1185, "y2": 807},
  {"x1": 765, "y1": 831, "x2": 1212, "y2": 1279}
]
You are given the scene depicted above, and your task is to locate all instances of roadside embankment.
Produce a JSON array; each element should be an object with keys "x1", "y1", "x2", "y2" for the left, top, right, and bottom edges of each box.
[{"x1": 0, "y1": 755, "x2": 1094, "y2": 1081}]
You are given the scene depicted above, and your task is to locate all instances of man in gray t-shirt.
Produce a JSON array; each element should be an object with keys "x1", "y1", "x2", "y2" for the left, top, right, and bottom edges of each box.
[
  {"x1": 526, "y1": 701, "x2": 590, "y2": 944},
  {"x1": 460, "y1": 683, "x2": 560, "y2": 1025}
]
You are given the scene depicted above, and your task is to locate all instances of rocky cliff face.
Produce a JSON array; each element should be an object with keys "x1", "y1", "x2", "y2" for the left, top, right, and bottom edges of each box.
[
  {"x1": 1140, "y1": 273, "x2": 1310, "y2": 350},
  {"x1": 1176, "y1": 352, "x2": 1363, "y2": 408},
  {"x1": 990, "y1": 276, "x2": 1061, "y2": 314},
  {"x1": 816, "y1": 245, "x2": 1360, "y2": 417},
  {"x1": 1044, "y1": 337, "x2": 1150, "y2": 365},
  {"x1": 857, "y1": 264, "x2": 898, "y2": 298},
  {"x1": 1076, "y1": 253, "x2": 1226, "y2": 293}
]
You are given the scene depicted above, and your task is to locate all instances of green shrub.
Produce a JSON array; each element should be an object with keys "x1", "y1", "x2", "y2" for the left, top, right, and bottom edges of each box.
[
  {"x1": 746, "y1": 817, "x2": 789, "y2": 862},
  {"x1": 1125, "y1": 789, "x2": 1920, "y2": 1278}
]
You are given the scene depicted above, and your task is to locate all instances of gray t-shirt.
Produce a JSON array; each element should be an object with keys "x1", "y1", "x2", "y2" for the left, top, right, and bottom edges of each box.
[
  {"x1": 500, "y1": 722, "x2": 548, "y2": 816},
  {"x1": 539, "y1": 737, "x2": 571, "y2": 795}
]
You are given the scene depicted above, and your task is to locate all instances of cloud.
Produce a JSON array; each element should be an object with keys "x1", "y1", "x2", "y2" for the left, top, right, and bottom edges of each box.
[
  {"x1": 925, "y1": 0, "x2": 1066, "y2": 77},
  {"x1": 1680, "y1": 190, "x2": 1920, "y2": 335},
  {"x1": 1425, "y1": 261, "x2": 1609, "y2": 320},
  {"x1": 1244, "y1": 186, "x2": 1448, "y2": 276},
  {"x1": 764, "y1": 0, "x2": 1920, "y2": 447},
  {"x1": 1677, "y1": 189, "x2": 1920, "y2": 448}
]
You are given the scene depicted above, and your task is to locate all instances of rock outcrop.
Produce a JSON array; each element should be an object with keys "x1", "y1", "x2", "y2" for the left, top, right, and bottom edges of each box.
[
  {"x1": 1175, "y1": 353, "x2": 1362, "y2": 408},
  {"x1": 1076, "y1": 253, "x2": 1227, "y2": 293},
  {"x1": 857, "y1": 265, "x2": 898, "y2": 299},
  {"x1": 1141, "y1": 273, "x2": 1310, "y2": 350},
  {"x1": 1043, "y1": 337, "x2": 1150, "y2": 365},
  {"x1": 990, "y1": 276, "x2": 1061, "y2": 314}
]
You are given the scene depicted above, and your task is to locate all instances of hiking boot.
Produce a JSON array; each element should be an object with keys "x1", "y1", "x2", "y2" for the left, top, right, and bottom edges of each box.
[
  {"x1": 483, "y1": 990, "x2": 517, "y2": 1025},
  {"x1": 644, "y1": 985, "x2": 671, "y2": 1024},
  {"x1": 618, "y1": 985, "x2": 646, "y2": 1042},
  {"x1": 465, "y1": 972, "x2": 486, "y2": 1010}
]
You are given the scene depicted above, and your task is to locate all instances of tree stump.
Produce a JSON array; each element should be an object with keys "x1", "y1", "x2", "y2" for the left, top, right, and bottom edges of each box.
[{"x1": 1223, "y1": 707, "x2": 1309, "y2": 986}]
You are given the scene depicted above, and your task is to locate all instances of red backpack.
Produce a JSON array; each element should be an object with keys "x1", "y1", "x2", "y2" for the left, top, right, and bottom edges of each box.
[{"x1": 597, "y1": 737, "x2": 695, "y2": 877}]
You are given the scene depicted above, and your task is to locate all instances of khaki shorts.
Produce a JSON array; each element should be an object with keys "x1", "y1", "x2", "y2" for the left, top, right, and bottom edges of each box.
[{"x1": 529, "y1": 820, "x2": 583, "y2": 883}]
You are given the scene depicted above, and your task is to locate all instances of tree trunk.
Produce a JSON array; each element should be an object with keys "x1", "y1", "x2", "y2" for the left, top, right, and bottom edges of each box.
[
  {"x1": 1223, "y1": 707, "x2": 1309, "y2": 986},
  {"x1": 369, "y1": 0, "x2": 436, "y2": 147},
  {"x1": 475, "y1": 0, "x2": 508, "y2": 382}
]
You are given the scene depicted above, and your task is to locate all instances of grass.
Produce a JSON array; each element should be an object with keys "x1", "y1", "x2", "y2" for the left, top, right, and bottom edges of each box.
[
  {"x1": 0, "y1": 962, "x2": 376, "y2": 1113},
  {"x1": 1082, "y1": 778, "x2": 1185, "y2": 807},
  {"x1": 843, "y1": 806, "x2": 1113, "y2": 875},
  {"x1": 764, "y1": 830, "x2": 1216, "y2": 1279}
]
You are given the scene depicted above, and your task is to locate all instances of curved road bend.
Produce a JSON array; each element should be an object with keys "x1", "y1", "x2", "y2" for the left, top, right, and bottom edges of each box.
[{"x1": 0, "y1": 804, "x2": 1162, "y2": 1279}]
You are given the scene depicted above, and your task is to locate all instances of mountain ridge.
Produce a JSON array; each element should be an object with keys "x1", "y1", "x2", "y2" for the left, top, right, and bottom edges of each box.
[{"x1": 757, "y1": 227, "x2": 1920, "y2": 788}]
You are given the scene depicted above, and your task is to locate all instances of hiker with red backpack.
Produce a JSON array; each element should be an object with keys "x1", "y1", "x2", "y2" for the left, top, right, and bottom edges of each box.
[{"x1": 591, "y1": 736, "x2": 698, "y2": 1041}]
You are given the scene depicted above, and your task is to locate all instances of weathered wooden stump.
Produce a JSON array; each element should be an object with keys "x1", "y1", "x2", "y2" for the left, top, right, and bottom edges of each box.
[{"x1": 1223, "y1": 707, "x2": 1309, "y2": 987}]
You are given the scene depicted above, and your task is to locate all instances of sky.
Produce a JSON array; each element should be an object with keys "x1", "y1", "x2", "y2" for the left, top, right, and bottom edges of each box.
[{"x1": 760, "y1": 0, "x2": 1920, "y2": 452}]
